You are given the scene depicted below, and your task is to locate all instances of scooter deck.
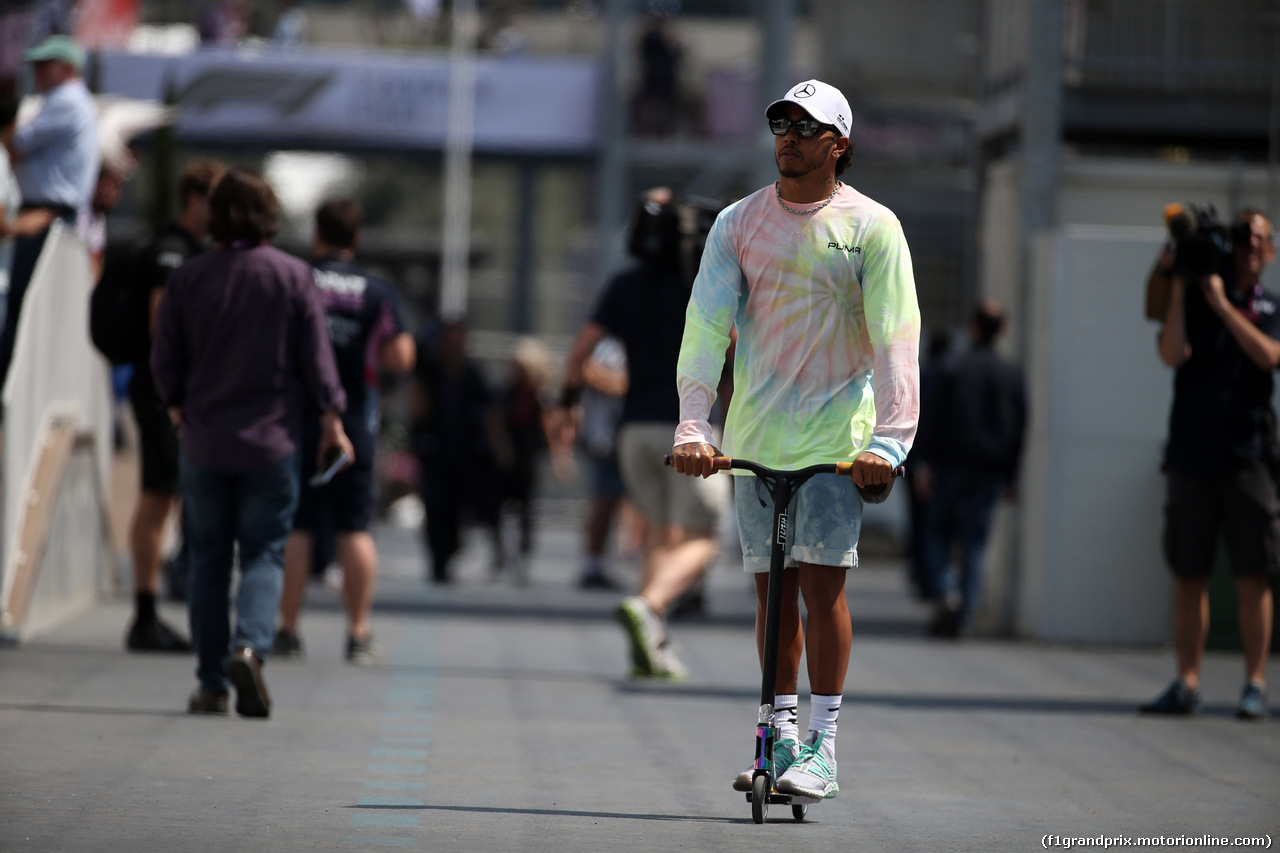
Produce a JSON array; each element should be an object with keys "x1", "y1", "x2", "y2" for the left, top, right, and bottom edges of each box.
[{"x1": 745, "y1": 792, "x2": 821, "y2": 806}]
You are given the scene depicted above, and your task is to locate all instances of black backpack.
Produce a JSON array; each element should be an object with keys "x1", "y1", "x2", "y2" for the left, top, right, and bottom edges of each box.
[{"x1": 89, "y1": 246, "x2": 151, "y2": 366}]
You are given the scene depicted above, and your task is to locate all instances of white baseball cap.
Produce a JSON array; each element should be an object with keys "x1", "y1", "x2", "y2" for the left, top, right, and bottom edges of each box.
[{"x1": 766, "y1": 79, "x2": 851, "y2": 138}]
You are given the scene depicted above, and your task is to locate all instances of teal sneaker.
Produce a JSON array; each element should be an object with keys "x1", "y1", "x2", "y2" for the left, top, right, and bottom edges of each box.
[
  {"x1": 776, "y1": 732, "x2": 839, "y2": 800},
  {"x1": 732, "y1": 737, "x2": 800, "y2": 792},
  {"x1": 1236, "y1": 682, "x2": 1269, "y2": 721}
]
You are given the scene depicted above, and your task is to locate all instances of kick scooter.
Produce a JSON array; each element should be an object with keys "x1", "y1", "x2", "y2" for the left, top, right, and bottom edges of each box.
[{"x1": 666, "y1": 454, "x2": 898, "y2": 823}]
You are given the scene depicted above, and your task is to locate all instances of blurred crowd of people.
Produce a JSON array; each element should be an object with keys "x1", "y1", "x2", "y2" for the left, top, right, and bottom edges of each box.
[
  {"x1": 407, "y1": 320, "x2": 559, "y2": 586},
  {"x1": 0, "y1": 32, "x2": 731, "y2": 711},
  {"x1": 2, "y1": 27, "x2": 1271, "y2": 731}
]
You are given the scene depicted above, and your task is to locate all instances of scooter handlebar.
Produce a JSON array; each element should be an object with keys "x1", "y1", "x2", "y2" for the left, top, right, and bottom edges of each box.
[
  {"x1": 663, "y1": 454, "x2": 732, "y2": 471},
  {"x1": 663, "y1": 454, "x2": 904, "y2": 480}
]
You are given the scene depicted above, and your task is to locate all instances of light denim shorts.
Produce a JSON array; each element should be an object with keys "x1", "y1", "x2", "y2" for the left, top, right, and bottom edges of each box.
[{"x1": 734, "y1": 472, "x2": 863, "y2": 573}]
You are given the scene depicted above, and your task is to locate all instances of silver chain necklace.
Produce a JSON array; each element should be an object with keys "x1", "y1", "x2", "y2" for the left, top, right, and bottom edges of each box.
[{"x1": 775, "y1": 181, "x2": 840, "y2": 215}]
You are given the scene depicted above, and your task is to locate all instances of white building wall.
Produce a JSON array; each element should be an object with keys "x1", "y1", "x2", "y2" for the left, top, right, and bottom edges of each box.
[{"x1": 979, "y1": 157, "x2": 1274, "y2": 642}]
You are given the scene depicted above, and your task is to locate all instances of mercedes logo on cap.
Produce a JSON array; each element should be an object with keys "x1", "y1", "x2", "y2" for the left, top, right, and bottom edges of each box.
[{"x1": 794, "y1": 83, "x2": 816, "y2": 98}]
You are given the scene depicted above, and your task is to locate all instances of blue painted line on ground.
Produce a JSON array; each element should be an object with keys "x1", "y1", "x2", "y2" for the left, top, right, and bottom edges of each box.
[
  {"x1": 346, "y1": 612, "x2": 437, "y2": 850},
  {"x1": 356, "y1": 796, "x2": 424, "y2": 808},
  {"x1": 366, "y1": 763, "x2": 426, "y2": 775},
  {"x1": 368, "y1": 748, "x2": 427, "y2": 759},
  {"x1": 380, "y1": 710, "x2": 432, "y2": 719},
  {"x1": 351, "y1": 814, "x2": 421, "y2": 828},
  {"x1": 377, "y1": 722, "x2": 431, "y2": 732},
  {"x1": 373, "y1": 735, "x2": 431, "y2": 745},
  {"x1": 363, "y1": 780, "x2": 426, "y2": 791}
]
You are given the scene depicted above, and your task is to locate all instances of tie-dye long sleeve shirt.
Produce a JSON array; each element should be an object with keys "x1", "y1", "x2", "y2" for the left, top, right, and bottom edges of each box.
[{"x1": 674, "y1": 182, "x2": 921, "y2": 470}]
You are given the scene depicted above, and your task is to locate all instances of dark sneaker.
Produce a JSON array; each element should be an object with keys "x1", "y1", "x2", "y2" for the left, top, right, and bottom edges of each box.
[
  {"x1": 578, "y1": 572, "x2": 619, "y2": 591},
  {"x1": 1236, "y1": 682, "x2": 1269, "y2": 721},
  {"x1": 126, "y1": 617, "x2": 192, "y2": 653},
  {"x1": 346, "y1": 635, "x2": 383, "y2": 666},
  {"x1": 1139, "y1": 679, "x2": 1202, "y2": 715},
  {"x1": 187, "y1": 687, "x2": 229, "y2": 715},
  {"x1": 227, "y1": 647, "x2": 271, "y2": 718},
  {"x1": 272, "y1": 629, "x2": 304, "y2": 660},
  {"x1": 927, "y1": 601, "x2": 961, "y2": 639}
]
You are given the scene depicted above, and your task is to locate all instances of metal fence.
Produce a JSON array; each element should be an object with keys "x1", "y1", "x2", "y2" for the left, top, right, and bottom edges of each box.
[{"x1": 985, "y1": 0, "x2": 1277, "y2": 96}]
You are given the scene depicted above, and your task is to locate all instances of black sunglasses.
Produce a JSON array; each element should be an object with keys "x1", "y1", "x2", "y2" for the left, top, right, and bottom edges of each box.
[{"x1": 768, "y1": 117, "x2": 836, "y2": 138}]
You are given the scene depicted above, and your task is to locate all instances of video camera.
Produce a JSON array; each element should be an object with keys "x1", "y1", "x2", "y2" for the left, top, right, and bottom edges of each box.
[
  {"x1": 627, "y1": 189, "x2": 725, "y2": 287},
  {"x1": 1163, "y1": 202, "x2": 1248, "y2": 279}
]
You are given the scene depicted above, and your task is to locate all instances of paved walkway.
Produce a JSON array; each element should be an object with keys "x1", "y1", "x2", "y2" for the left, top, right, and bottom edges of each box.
[{"x1": 1, "y1": 502, "x2": 1277, "y2": 852}]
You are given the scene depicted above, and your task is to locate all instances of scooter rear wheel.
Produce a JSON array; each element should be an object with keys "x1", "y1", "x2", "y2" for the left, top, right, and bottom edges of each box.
[{"x1": 792, "y1": 802, "x2": 807, "y2": 821}]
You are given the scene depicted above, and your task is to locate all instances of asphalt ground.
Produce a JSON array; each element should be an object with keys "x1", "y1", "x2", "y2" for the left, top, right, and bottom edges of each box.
[{"x1": 1, "y1": 499, "x2": 1277, "y2": 852}]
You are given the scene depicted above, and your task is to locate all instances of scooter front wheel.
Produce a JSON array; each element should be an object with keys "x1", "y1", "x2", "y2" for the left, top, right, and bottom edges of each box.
[{"x1": 751, "y1": 774, "x2": 769, "y2": 823}]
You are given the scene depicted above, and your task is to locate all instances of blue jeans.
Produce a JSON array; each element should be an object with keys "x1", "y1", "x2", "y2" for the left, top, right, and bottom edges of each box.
[
  {"x1": 920, "y1": 470, "x2": 1003, "y2": 628},
  {"x1": 181, "y1": 452, "x2": 299, "y2": 692}
]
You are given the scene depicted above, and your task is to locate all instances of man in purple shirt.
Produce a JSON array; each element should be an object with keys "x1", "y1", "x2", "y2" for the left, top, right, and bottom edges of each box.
[{"x1": 152, "y1": 168, "x2": 353, "y2": 719}]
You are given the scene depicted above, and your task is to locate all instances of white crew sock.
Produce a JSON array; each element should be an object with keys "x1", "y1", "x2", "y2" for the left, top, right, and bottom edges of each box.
[
  {"x1": 807, "y1": 693, "x2": 842, "y2": 756},
  {"x1": 774, "y1": 694, "x2": 799, "y2": 743}
]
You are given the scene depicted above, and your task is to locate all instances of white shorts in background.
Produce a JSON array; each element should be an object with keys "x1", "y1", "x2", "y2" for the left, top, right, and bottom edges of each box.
[{"x1": 617, "y1": 422, "x2": 728, "y2": 530}]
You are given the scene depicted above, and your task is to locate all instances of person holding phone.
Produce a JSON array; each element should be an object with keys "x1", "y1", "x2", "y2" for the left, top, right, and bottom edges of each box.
[{"x1": 273, "y1": 198, "x2": 415, "y2": 665}]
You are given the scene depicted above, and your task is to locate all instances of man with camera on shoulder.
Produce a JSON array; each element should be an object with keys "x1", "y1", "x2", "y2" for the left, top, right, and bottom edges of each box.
[{"x1": 1146, "y1": 207, "x2": 1276, "y2": 720}]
